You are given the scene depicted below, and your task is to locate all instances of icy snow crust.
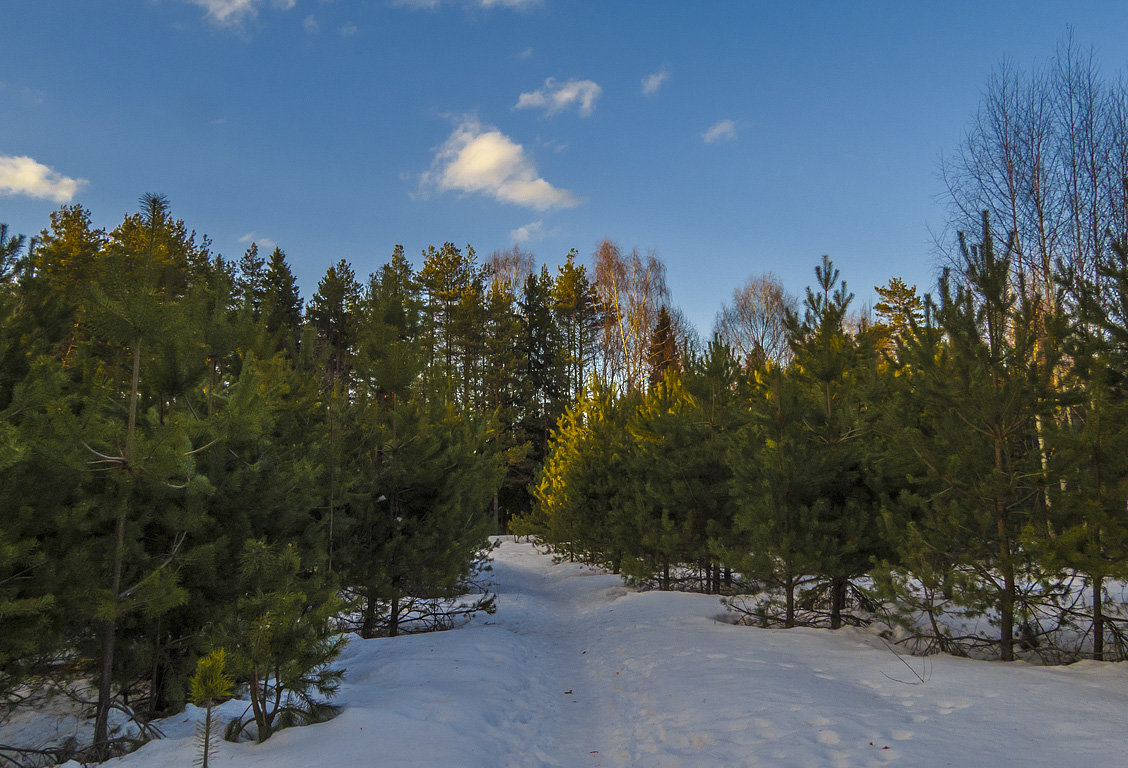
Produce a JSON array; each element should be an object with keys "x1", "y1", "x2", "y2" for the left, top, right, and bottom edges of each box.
[{"x1": 105, "y1": 540, "x2": 1125, "y2": 767}]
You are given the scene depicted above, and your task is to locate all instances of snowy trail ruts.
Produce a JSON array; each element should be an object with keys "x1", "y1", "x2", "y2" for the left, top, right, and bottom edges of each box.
[
  {"x1": 483, "y1": 544, "x2": 628, "y2": 767},
  {"x1": 99, "y1": 540, "x2": 1128, "y2": 768}
]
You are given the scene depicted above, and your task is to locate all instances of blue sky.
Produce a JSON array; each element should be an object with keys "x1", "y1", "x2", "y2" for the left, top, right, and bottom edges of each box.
[{"x1": 3, "y1": 1, "x2": 1128, "y2": 334}]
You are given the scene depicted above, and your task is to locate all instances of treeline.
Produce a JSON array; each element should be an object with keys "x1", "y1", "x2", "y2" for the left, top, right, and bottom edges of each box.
[
  {"x1": 0, "y1": 198, "x2": 663, "y2": 754},
  {"x1": 520, "y1": 219, "x2": 1128, "y2": 663}
]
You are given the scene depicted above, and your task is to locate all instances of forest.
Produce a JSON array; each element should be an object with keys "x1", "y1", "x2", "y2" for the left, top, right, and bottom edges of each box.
[{"x1": 4, "y1": 39, "x2": 1128, "y2": 764}]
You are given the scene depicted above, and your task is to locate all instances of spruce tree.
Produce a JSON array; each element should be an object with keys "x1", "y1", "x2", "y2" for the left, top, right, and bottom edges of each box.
[{"x1": 552, "y1": 249, "x2": 602, "y2": 400}]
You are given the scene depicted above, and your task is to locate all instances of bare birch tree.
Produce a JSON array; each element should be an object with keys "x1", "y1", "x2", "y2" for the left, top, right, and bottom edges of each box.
[
  {"x1": 591, "y1": 239, "x2": 669, "y2": 392},
  {"x1": 713, "y1": 272, "x2": 794, "y2": 368}
]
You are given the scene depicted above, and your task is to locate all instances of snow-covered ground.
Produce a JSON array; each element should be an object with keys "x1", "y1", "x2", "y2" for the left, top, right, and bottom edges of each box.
[{"x1": 54, "y1": 540, "x2": 1128, "y2": 766}]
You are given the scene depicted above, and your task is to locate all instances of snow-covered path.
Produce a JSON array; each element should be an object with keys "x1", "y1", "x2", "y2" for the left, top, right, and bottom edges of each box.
[{"x1": 111, "y1": 540, "x2": 1127, "y2": 768}]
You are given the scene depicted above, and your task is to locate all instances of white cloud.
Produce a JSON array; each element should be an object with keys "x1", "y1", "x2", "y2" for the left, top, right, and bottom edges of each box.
[
  {"x1": 339, "y1": 21, "x2": 358, "y2": 36},
  {"x1": 238, "y1": 232, "x2": 277, "y2": 250},
  {"x1": 517, "y1": 47, "x2": 533, "y2": 59},
  {"x1": 0, "y1": 155, "x2": 87, "y2": 203},
  {"x1": 394, "y1": 0, "x2": 538, "y2": 8},
  {"x1": 702, "y1": 119, "x2": 737, "y2": 143},
  {"x1": 421, "y1": 117, "x2": 579, "y2": 211},
  {"x1": 302, "y1": 14, "x2": 319, "y2": 32},
  {"x1": 515, "y1": 78, "x2": 602, "y2": 117},
  {"x1": 642, "y1": 68, "x2": 669, "y2": 95},
  {"x1": 182, "y1": 0, "x2": 294, "y2": 27},
  {"x1": 184, "y1": 0, "x2": 259, "y2": 25},
  {"x1": 510, "y1": 220, "x2": 544, "y2": 243}
]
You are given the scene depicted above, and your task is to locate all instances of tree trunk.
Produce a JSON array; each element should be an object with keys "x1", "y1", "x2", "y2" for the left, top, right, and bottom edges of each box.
[
  {"x1": 998, "y1": 504, "x2": 1015, "y2": 661},
  {"x1": 829, "y1": 578, "x2": 846, "y2": 630},
  {"x1": 1093, "y1": 575, "x2": 1104, "y2": 661},
  {"x1": 388, "y1": 595, "x2": 400, "y2": 638},
  {"x1": 361, "y1": 592, "x2": 379, "y2": 639},
  {"x1": 784, "y1": 571, "x2": 796, "y2": 628},
  {"x1": 93, "y1": 503, "x2": 127, "y2": 753}
]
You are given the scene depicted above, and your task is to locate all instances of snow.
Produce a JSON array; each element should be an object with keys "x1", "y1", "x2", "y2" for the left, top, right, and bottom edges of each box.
[{"x1": 38, "y1": 540, "x2": 1128, "y2": 766}]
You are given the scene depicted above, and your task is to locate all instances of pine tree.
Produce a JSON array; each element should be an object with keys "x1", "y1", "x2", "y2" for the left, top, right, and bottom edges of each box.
[
  {"x1": 888, "y1": 214, "x2": 1055, "y2": 660},
  {"x1": 306, "y1": 259, "x2": 360, "y2": 386},
  {"x1": 236, "y1": 243, "x2": 267, "y2": 321},
  {"x1": 1041, "y1": 236, "x2": 1128, "y2": 659},
  {"x1": 80, "y1": 195, "x2": 219, "y2": 749},
  {"x1": 517, "y1": 267, "x2": 567, "y2": 494},
  {"x1": 552, "y1": 249, "x2": 602, "y2": 400},
  {"x1": 260, "y1": 247, "x2": 303, "y2": 353},
  {"x1": 783, "y1": 256, "x2": 881, "y2": 629},
  {"x1": 222, "y1": 540, "x2": 345, "y2": 743},
  {"x1": 189, "y1": 649, "x2": 233, "y2": 768},
  {"x1": 646, "y1": 305, "x2": 680, "y2": 389},
  {"x1": 873, "y1": 276, "x2": 924, "y2": 356},
  {"x1": 417, "y1": 243, "x2": 487, "y2": 401},
  {"x1": 725, "y1": 362, "x2": 823, "y2": 626}
]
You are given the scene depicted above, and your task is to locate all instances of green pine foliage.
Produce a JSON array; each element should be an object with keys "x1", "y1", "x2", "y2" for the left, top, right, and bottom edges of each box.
[
  {"x1": 189, "y1": 649, "x2": 233, "y2": 768},
  {"x1": 879, "y1": 214, "x2": 1057, "y2": 661},
  {"x1": 222, "y1": 540, "x2": 346, "y2": 743}
]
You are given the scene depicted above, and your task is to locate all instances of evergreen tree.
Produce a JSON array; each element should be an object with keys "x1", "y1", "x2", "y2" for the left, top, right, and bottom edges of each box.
[
  {"x1": 886, "y1": 214, "x2": 1055, "y2": 660},
  {"x1": 517, "y1": 266, "x2": 567, "y2": 488},
  {"x1": 1041, "y1": 236, "x2": 1128, "y2": 659},
  {"x1": 236, "y1": 243, "x2": 267, "y2": 322},
  {"x1": 189, "y1": 649, "x2": 233, "y2": 768},
  {"x1": 725, "y1": 362, "x2": 823, "y2": 626},
  {"x1": 222, "y1": 540, "x2": 345, "y2": 743},
  {"x1": 646, "y1": 305, "x2": 680, "y2": 389},
  {"x1": 306, "y1": 259, "x2": 360, "y2": 386},
  {"x1": 783, "y1": 255, "x2": 881, "y2": 629},
  {"x1": 417, "y1": 243, "x2": 486, "y2": 401},
  {"x1": 260, "y1": 247, "x2": 303, "y2": 353},
  {"x1": 480, "y1": 276, "x2": 526, "y2": 529},
  {"x1": 873, "y1": 276, "x2": 924, "y2": 356},
  {"x1": 340, "y1": 398, "x2": 501, "y2": 637},
  {"x1": 552, "y1": 249, "x2": 602, "y2": 400}
]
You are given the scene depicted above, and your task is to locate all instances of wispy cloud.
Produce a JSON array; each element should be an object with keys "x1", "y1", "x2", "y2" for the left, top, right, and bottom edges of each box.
[
  {"x1": 238, "y1": 232, "x2": 277, "y2": 250},
  {"x1": 515, "y1": 78, "x2": 602, "y2": 117},
  {"x1": 302, "y1": 14, "x2": 319, "y2": 32},
  {"x1": 339, "y1": 21, "x2": 358, "y2": 36},
  {"x1": 421, "y1": 117, "x2": 579, "y2": 211},
  {"x1": 702, "y1": 119, "x2": 737, "y2": 144},
  {"x1": 517, "y1": 47, "x2": 534, "y2": 59},
  {"x1": 393, "y1": 0, "x2": 539, "y2": 9},
  {"x1": 510, "y1": 220, "x2": 544, "y2": 243},
  {"x1": 642, "y1": 68, "x2": 669, "y2": 95},
  {"x1": 182, "y1": 0, "x2": 295, "y2": 27},
  {"x1": 0, "y1": 155, "x2": 87, "y2": 203}
]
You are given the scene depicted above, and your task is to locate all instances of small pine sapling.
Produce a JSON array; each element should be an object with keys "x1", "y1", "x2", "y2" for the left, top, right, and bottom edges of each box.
[{"x1": 189, "y1": 649, "x2": 233, "y2": 768}]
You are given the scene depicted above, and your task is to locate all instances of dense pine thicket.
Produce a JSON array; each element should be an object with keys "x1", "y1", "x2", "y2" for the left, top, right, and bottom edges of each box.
[
  {"x1": 0, "y1": 200, "x2": 589, "y2": 756},
  {"x1": 520, "y1": 227, "x2": 1128, "y2": 663}
]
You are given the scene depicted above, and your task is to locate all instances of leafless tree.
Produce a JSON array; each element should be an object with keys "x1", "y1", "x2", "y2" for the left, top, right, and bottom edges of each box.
[
  {"x1": 713, "y1": 272, "x2": 794, "y2": 368},
  {"x1": 591, "y1": 239, "x2": 670, "y2": 391},
  {"x1": 487, "y1": 244, "x2": 535, "y2": 296},
  {"x1": 942, "y1": 35, "x2": 1128, "y2": 313}
]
